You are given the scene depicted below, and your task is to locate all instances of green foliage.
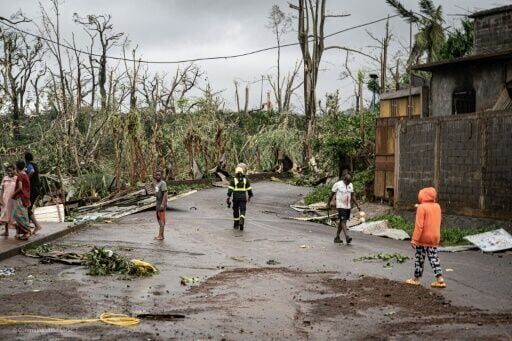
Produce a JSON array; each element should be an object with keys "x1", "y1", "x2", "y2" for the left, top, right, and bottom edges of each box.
[
  {"x1": 23, "y1": 243, "x2": 51, "y2": 256},
  {"x1": 83, "y1": 246, "x2": 157, "y2": 277},
  {"x1": 387, "y1": 0, "x2": 446, "y2": 63},
  {"x1": 354, "y1": 253, "x2": 410, "y2": 268},
  {"x1": 313, "y1": 97, "x2": 376, "y2": 199},
  {"x1": 74, "y1": 172, "x2": 114, "y2": 199},
  {"x1": 369, "y1": 214, "x2": 414, "y2": 235},
  {"x1": 440, "y1": 18, "x2": 473, "y2": 60},
  {"x1": 352, "y1": 167, "x2": 375, "y2": 200},
  {"x1": 304, "y1": 185, "x2": 331, "y2": 205},
  {"x1": 441, "y1": 226, "x2": 496, "y2": 246},
  {"x1": 370, "y1": 214, "x2": 498, "y2": 245},
  {"x1": 84, "y1": 247, "x2": 132, "y2": 276}
]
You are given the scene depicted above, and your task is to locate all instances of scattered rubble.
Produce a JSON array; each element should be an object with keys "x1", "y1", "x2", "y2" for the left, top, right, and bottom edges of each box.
[
  {"x1": 0, "y1": 267, "x2": 15, "y2": 277},
  {"x1": 73, "y1": 189, "x2": 197, "y2": 224}
]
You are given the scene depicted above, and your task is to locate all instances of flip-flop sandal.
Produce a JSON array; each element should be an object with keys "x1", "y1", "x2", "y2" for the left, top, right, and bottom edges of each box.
[
  {"x1": 431, "y1": 281, "x2": 446, "y2": 288},
  {"x1": 405, "y1": 278, "x2": 421, "y2": 286},
  {"x1": 18, "y1": 234, "x2": 30, "y2": 241}
]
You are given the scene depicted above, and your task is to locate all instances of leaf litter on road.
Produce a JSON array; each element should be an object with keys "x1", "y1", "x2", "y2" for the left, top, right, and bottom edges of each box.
[{"x1": 354, "y1": 253, "x2": 409, "y2": 268}]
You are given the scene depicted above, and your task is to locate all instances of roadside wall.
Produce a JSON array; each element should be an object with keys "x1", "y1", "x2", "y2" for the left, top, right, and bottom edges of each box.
[{"x1": 395, "y1": 110, "x2": 512, "y2": 220}]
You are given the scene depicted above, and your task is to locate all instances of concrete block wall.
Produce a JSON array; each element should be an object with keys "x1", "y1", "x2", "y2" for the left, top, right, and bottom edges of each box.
[
  {"x1": 396, "y1": 111, "x2": 512, "y2": 219},
  {"x1": 474, "y1": 10, "x2": 512, "y2": 54},
  {"x1": 438, "y1": 119, "x2": 481, "y2": 209},
  {"x1": 483, "y1": 114, "x2": 512, "y2": 213},
  {"x1": 397, "y1": 122, "x2": 435, "y2": 206}
]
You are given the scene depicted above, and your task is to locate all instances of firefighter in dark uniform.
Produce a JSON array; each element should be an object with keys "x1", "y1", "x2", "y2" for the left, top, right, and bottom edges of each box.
[{"x1": 226, "y1": 167, "x2": 253, "y2": 231}]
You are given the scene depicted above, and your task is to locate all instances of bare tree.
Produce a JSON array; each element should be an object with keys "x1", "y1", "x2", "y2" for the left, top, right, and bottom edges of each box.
[
  {"x1": 122, "y1": 39, "x2": 142, "y2": 110},
  {"x1": 234, "y1": 80, "x2": 241, "y2": 112},
  {"x1": 267, "y1": 5, "x2": 292, "y2": 112},
  {"x1": 289, "y1": 0, "x2": 350, "y2": 162},
  {"x1": 39, "y1": 0, "x2": 67, "y2": 115},
  {"x1": 366, "y1": 17, "x2": 392, "y2": 92},
  {"x1": 0, "y1": 27, "x2": 44, "y2": 138},
  {"x1": 74, "y1": 14, "x2": 123, "y2": 112},
  {"x1": 161, "y1": 64, "x2": 201, "y2": 114},
  {"x1": 281, "y1": 60, "x2": 303, "y2": 112}
]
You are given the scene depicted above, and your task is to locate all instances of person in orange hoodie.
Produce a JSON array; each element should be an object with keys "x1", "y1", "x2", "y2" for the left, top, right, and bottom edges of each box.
[{"x1": 406, "y1": 187, "x2": 446, "y2": 288}]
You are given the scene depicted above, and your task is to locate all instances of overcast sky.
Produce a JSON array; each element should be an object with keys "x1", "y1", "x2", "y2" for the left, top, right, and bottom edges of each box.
[{"x1": 2, "y1": 0, "x2": 508, "y2": 111}]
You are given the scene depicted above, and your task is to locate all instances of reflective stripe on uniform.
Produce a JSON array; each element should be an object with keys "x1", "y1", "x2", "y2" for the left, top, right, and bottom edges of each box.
[{"x1": 233, "y1": 178, "x2": 249, "y2": 191}]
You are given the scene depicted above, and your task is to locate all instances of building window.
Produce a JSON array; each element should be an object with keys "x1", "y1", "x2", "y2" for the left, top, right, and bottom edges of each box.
[
  {"x1": 453, "y1": 89, "x2": 475, "y2": 114},
  {"x1": 391, "y1": 99, "x2": 398, "y2": 117}
]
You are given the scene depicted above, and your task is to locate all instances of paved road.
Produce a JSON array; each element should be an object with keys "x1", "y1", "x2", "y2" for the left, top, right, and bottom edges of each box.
[{"x1": 0, "y1": 182, "x2": 511, "y2": 340}]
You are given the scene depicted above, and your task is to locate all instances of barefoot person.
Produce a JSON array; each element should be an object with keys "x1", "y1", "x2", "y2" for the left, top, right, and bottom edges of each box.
[
  {"x1": 328, "y1": 174, "x2": 360, "y2": 244},
  {"x1": 11, "y1": 160, "x2": 31, "y2": 240},
  {"x1": 0, "y1": 164, "x2": 17, "y2": 236},
  {"x1": 153, "y1": 171, "x2": 168, "y2": 240},
  {"x1": 24, "y1": 151, "x2": 42, "y2": 234},
  {"x1": 406, "y1": 187, "x2": 446, "y2": 288}
]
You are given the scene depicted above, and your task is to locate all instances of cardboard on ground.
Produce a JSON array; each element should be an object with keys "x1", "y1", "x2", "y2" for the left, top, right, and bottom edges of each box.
[{"x1": 464, "y1": 228, "x2": 512, "y2": 252}]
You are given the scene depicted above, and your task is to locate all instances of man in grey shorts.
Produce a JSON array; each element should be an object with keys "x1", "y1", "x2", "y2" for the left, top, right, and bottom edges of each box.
[{"x1": 328, "y1": 174, "x2": 360, "y2": 244}]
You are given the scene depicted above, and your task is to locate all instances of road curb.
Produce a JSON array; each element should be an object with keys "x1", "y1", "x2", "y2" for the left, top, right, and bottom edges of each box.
[{"x1": 0, "y1": 222, "x2": 90, "y2": 262}]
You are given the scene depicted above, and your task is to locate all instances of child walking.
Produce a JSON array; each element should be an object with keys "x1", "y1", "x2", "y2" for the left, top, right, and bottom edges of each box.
[
  {"x1": 153, "y1": 171, "x2": 168, "y2": 241},
  {"x1": 0, "y1": 164, "x2": 17, "y2": 236},
  {"x1": 406, "y1": 187, "x2": 446, "y2": 288}
]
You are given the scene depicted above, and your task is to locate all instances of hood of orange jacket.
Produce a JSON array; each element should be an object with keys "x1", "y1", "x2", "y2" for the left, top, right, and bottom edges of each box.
[{"x1": 418, "y1": 187, "x2": 436, "y2": 204}]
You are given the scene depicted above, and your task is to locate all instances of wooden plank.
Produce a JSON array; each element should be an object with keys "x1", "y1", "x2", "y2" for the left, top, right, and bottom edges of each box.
[
  {"x1": 385, "y1": 171, "x2": 394, "y2": 199},
  {"x1": 34, "y1": 204, "x2": 65, "y2": 223},
  {"x1": 374, "y1": 171, "x2": 385, "y2": 198}
]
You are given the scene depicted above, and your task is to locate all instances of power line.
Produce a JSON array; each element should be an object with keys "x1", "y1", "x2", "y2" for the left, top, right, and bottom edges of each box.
[{"x1": 0, "y1": 14, "x2": 399, "y2": 65}]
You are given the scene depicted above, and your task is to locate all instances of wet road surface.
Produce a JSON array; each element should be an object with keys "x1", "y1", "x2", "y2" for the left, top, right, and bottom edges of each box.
[{"x1": 0, "y1": 182, "x2": 511, "y2": 340}]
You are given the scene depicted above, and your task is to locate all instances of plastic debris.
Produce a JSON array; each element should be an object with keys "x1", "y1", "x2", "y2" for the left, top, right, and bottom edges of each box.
[
  {"x1": 0, "y1": 267, "x2": 15, "y2": 277},
  {"x1": 180, "y1": 276, "x2": 200, "y2": 286},
  {"x1": 464, "y1": 228, "x2": 512, "y2": 252}
]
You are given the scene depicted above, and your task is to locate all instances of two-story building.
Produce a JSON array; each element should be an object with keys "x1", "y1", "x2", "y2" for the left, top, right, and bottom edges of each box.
[{"x1": 374, "y1": 5, "x2": 512, "y2": 219}]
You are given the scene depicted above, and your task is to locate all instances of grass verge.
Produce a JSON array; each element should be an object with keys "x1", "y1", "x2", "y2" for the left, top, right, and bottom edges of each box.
[{"x1": 369, "y1": 214, "x2": 497, "y2": 246}]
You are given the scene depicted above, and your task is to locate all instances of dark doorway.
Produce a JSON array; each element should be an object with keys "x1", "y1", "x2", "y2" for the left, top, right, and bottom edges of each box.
[{"x1": 452, "y1": 89, "x2": 476, "y2": 114}]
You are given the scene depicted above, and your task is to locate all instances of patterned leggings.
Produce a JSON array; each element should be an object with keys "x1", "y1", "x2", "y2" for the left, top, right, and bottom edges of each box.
[{"x1": 414, "y1": 246, "x2": 443, "y2": 278}]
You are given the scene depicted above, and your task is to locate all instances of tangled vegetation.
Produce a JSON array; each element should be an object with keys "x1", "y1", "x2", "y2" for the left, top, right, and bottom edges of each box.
[{"x1": 83, "y1": 247, "x2": 158, "y2": 277}]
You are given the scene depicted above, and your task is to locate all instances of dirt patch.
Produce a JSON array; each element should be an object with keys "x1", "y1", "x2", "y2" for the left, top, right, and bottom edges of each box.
[
  {"x1": 188, "y1": 267, "x2": 334, "y2": 295},
  {"x1": 303, "y1": 275, "x2": 512, "y2": 339},
  {"x1": 0, "y1": 288, "x2": 87, "y2": 316}
]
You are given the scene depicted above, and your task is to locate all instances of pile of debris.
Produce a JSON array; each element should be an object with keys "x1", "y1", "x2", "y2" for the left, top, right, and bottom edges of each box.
[
  {"x1": 22, "y1": 244, "x2": 158, "y2": 277},
  {"x1": 289, "y1": 201, "x2": 363, "y2": 227},
  {"x1": 73, "y1": 188, "x2": 197, "y2": 224}
]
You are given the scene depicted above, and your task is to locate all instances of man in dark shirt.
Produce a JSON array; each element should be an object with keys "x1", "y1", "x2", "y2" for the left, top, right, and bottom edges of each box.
[{"x1": 25, "y1": 151, "x2": 42, "y2": 234}]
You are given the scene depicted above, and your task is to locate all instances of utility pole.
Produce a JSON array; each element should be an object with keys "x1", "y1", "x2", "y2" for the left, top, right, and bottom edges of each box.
[{"x1": 260, "y1": 75, "x2": 264, "y2": 109}]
